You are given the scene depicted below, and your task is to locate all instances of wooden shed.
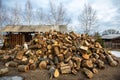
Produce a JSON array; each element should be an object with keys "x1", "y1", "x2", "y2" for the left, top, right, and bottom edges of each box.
[
  {"x1": 102, "y1": 34, "x2": 120, "y2": 49},
  {"x1": 1, "y1": 25, "x2": 67, "y2": 49}
]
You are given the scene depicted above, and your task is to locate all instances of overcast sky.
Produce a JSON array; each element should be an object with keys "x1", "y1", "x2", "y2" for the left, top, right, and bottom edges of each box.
[{"x1": 2, "y1": 0, "x2": 120, "y2": 33}]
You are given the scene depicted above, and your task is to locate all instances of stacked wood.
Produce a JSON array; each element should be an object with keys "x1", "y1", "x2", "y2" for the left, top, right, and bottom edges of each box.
[
  {"x1": 0, "y1": 30, "x2": 119, "y2": 79},
  {"x1": 18, "y1": 65, "x2": 29, "y2": 72},
  {"x1": 0, "y1": 68, "x2": 9, "y2": 76}
]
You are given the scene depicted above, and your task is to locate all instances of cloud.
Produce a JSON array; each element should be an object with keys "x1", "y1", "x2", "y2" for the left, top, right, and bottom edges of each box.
[{"x1": 2, "y1": 0, "x2": 120, "y2": 32}]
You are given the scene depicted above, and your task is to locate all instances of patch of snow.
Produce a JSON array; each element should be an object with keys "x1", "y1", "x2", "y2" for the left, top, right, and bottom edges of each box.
[
  {"x1": 0, "y1": 76, "x2": 23, "y2": 80},
  {"x1": 111, "y1": 51, "x2": 120, "y2": 57}
]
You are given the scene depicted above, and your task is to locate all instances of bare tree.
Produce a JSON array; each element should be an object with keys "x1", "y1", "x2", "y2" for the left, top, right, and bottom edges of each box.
[
  {"x1": 0, "y1": 1, "x2": 9, "y2": 28},
  {"x1": 24, "y1": 0, "x2": 33, "y2": 25},
  {"x1": 36, "y1": 8, "x2": 44, "y2": 25},
  {"x1": 48, "y1": 0, "x2": 70, "y2": 25},
  {"x1": 10, "y1": 3, "x2": 22, "y2": 25},
  {"x1": 102, "y1": 29, "x2": 119, "y2": 35},
  {"x1": 78, "y1": 4, "x2": 98, "y2": 34}
]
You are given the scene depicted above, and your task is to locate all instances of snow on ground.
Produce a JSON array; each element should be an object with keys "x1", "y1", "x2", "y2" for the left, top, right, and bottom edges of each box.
[{"x1": 111, "y1": 51, "x2": 120, "y2": 57}]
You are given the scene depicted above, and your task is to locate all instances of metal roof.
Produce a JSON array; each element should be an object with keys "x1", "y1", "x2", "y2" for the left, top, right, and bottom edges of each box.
[
  {"x1": 0, "y1": 25, "x2": 67, "y2": 32},
  {"x1": 102, "y1": 34, "x2": 120, "y2": 39}
]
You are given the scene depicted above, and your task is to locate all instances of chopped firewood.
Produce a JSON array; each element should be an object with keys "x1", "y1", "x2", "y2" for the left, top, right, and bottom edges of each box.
[
  {"x1": 71, "y1": 68, "x2": 77, "y2": 75},
  {"x1": 54, "y1": 69, "x2": 60, "y2": 78},
  {"x1": 30, "y1": 63, "x2": 37, "y2": 70},
  {"x1": 80, "y1": 46, "x2": 88, "y2": 51},
  {"x1": 82, "y1": 59, "x2": 93, "y2": 68},
  {"x1": 92, "y1": 68, "x2": 98, "y2": 74},
  {"x1": 0, "y1": 68, "x2": 9, "y2": 76},
  {"x1": 83, "y1": 68, "x2": 93, "y2": 79},
  {"x1": 82, "y1": 53, "x2": 90, "y2": 59},
  {"x1": 39, "y1": 61, "x2": 47, "y2": 69},
  {"x1": 5, "y1": 61, "x2": 18, "y2": 67},
  {"x1": 0, "y1": 30, "x2": 119, "y2": 79},
  {"x1": 18, "y1": 65, "x2": 29, "y2": 72},
  {"x1": 106, "y1": 54, "x2": 118, "y2": 67},
  {"x1": 60, "y1": 63, "x2": 71, "y2": 74}
]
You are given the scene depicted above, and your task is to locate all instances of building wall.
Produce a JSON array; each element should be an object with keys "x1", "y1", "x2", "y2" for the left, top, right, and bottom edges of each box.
[{"x1": 103, "y1": 38, "x2": 120, "y2": 49}]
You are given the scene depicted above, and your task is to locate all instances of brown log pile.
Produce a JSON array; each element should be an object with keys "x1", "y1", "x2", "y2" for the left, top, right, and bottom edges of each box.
[{"x1": 0, "y1": 30, "x2": 119, "y2": 78}]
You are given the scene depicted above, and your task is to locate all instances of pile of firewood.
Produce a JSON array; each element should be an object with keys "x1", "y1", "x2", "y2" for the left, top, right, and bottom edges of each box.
[{"x1": 0, "y1": 30, "x2": 119, "y2": 79}]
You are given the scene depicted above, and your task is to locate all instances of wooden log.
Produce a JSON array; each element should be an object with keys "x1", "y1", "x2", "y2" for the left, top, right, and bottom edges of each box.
[
  {"x1": 82, "y1": 53, "x2": 90, "y2": 60},
  {"x1": 72, "y1": 57, "x2": 82, "y2": 70},
  {"x1": 82, "y1": 59, "x2": 93, "y2": 68},
  {"x1": 63, "y1": 49, "x2": 69, "y2": 55},
  {"x1": 5, "y1": 61, "x2": 18, "y2": 67},
  {"x1": 30, "y1": 63, "x2": 37, "y2": 70},
  {"x1": 18, "y1": 65, "x2": 29, "y2": 72},
  {"x1": 83, "y1": 68, "x2": 93, "y2": 79},
  {"x1": 68, "y1": 60, "x2": 74, "y2": 68},
  {"x1": 54, "y1": 69, "x2": 60, "y2": 78},
  {"x1": 71, "y1": 68, "x2": 77, "y2": 75},
  {"x1": 60, "y1": 63, "x2": 71, "y2": 74},
  {"x1": 0, "y1": 68, "x2": 9, "y2": 76},
  {"x1": 39, "y1": 61, "x2": 47, "y2": 69},
  {"x1": 93, "y1": 53, "x2": 99, "y2": 59},
  {"x1": 58, "y1": 54, "x2": 64, "y2": 62},
  {"x1": 29, "y1": 59, "x2": 34, "y2": 64},
  {"x1": 79, "y1": 46, "x2": 88, "y2": 51},
  {"x1": 54, "y1": 47, "x2": 60, "y2": 55},
  {"x1": 65, "y1": 37, "x2": 72, "y2": 44},
  {"x1": 65, "y1": 56, "x2": 72, "y2": 62},
  {"x1": 16, "y1": 50, "x2": 25, "y2": 60},
  {"x1": 95, "y1": 42, "x2": 102, "y2": 48},
  {"x1": 97, "y1": 60, "x2": 105, "y2": 69},
  {"x1": 47, "y1": 45, "x2": 52, "y2": 50},
  {"x1": 36, "y1": 50, "x2": 42, "y2": 55},
  {"x1": 84, "y1": 40, "x2": 90, "y2": 46},
  {"x1": 29, "y1": 44, "x2": 42, "y2": 49},
  {"x1": 106, "y1": 54, "x2": 118, "y2": 67},
  {"x1": 92, "y1": 68, "x2": 98, "y2": 74}
]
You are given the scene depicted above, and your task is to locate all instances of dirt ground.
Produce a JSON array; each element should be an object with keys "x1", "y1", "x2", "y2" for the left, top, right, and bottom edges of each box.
[{"x1": 0, "y1": 58, "x2": 120, "y2": 80}]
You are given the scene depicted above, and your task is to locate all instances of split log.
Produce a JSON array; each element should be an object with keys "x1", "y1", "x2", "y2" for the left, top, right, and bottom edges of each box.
[
  {"x1": 16, "y1": 50, "x2": 25, "y2": 60},
  {"x1": 68, "y1": 60, "x2": 74, "y2": 68},
  {"x1": 30, "y1": 63, "x2": 37, "y2": 70},
  {"x1": 65, "y1": 37, "x2": 72, "y2": 44},
  {"x1": 54, "y1": 69, "x2": 60, "y2": 78},
  {"x1": 18, "y1": 65, "x2": 29, "y2": 72},
  {"x1": 83, "y1": 68, "x2": 93, "y2": 79},
  {"x1": 79, "y1": 46, "x2": 88, "y2": 51},
  {"x1": 47, "y1": 45, "x2": 52, "y2": 50},
  {"x1": 82, "y1": 53, "x2": 90, "y2": 59},
  {"x1": 82, "y1": 59, "x2": 93, "y2": 68},
  {"x1": 106, "y1": 54, "x2": 118, "y2": 67},
  {"x1": 60, "y1": 63, "x2": 71, "y2": 74},
  {"x1": 53, "y1": 46, "x2": 60, "y2": 56},
  {"x1": 65, "y1": 56, "x2": 72, "y2": 62},
  {"x1": 92, "y1": 68, "x2": 98, "y2": 74},
  {"x1": 29, "y1": 44, "x2": 42, "y2": 49},
  {"x1": 0, "y1": 68, "x2": 9, "y2": 76},
  {"x1": 63, "y1": 49, "x2": 69, "y2": 55},
  {"x1": 93, "y1": 53, "x2": 99, "y2": 59},
  {"x1": 71, "y1": 68, "x2": 77, "y2": 75},
  {"x1": 97, "y1": 60, "x2": 105, "y2": 69},
  {"x1": 39, "y1": 61, "x2": 47, "y2": 69},
  {"x1": 72, "y1": 57, "x2": 82, "y2": 70},
  {"x1": 58, "y1": 54, "x2": 64, "y2": 62},
  {"x1": 5, "y1": 61, "x2": 18, "y2": 67}
]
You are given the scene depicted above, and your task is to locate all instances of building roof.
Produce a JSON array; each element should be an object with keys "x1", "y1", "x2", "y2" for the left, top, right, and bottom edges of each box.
[
  {"x1": 102, "y1": 34, "x2": 120, "y2": 39},
  {"x1": 0, "y1": 25, "x2": 67, "y2": 32}
]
